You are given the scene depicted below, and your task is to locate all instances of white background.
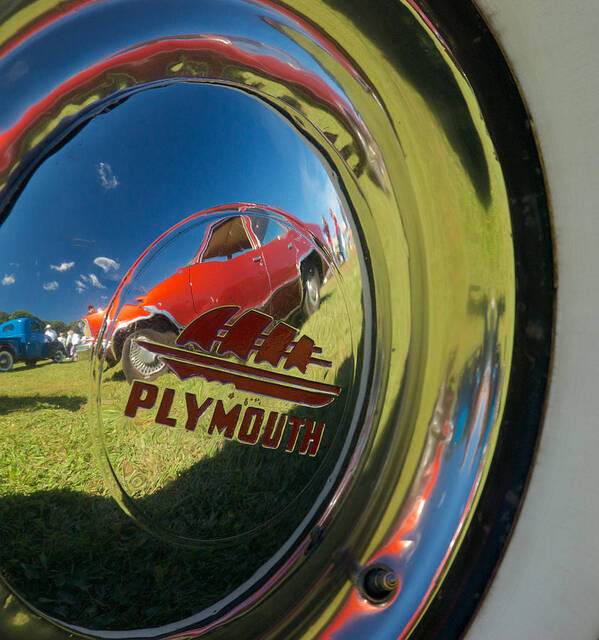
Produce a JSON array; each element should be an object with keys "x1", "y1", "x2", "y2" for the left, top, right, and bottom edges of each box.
[{"x1": 467, "y1": 2, "x2": 599, "y2": 639}]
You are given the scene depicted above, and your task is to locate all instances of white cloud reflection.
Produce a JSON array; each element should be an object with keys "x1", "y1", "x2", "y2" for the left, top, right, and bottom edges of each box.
[
  {"x1": 94, "y1": 256, "x2": 119, "y2": 272},
  {"x1": 88, "y1": 273, "x2": 106, "y2": 289},
  {"x1": 97, "y1": 162, "x2": 118, "y2": 189},
  {"x1": 51, "y1": 261, "x2": 75, "y2": 272}
]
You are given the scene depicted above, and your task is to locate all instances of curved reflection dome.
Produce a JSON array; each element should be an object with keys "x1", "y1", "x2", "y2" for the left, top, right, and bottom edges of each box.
[
  {"x1": 92, "y1": 201, "x2": 358, "y2": 545},
  {"x1": 0, "y1": 81, "x2": 371, "y2": 629}
]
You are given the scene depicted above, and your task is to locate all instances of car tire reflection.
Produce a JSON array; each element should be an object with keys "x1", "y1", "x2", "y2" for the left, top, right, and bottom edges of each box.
[{"x1": 301, "y1": 260, "x2": 321, "y2": 317}]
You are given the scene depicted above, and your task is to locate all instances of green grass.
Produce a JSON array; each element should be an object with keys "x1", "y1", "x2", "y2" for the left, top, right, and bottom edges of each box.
[{"x1": 0, "y1": 257, "x2": 366, "y2": 630}]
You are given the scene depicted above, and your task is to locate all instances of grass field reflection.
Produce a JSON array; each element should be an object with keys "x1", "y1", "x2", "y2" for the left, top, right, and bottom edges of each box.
[{"x1": 0, "y1": 257, "x2": 364, "y2": 630}]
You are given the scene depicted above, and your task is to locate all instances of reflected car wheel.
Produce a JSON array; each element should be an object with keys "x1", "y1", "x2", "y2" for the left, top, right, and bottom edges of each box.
[
  {"x1": 121, "y1": 328, "x2": 176, "y2": 383},
  {"x1": 301, "y1": 262, "x2": 320, "y2": 317},
  {"x1": 0, "y1": 350, "x2": 14, "y2": 372}
]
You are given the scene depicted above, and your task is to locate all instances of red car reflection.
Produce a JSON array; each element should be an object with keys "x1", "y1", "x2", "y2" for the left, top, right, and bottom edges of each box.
[{"x1": 82, "y1": 204, "x2": 329, "y2": 382}]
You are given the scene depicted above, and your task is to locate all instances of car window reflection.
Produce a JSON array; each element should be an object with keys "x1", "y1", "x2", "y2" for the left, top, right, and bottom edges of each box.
[
  {"x1": 200, "y1": 216, "x2": 253, "y2": 262},
  {"x1": 250, "y1": 216, "x2": 286, "y2": 245}
]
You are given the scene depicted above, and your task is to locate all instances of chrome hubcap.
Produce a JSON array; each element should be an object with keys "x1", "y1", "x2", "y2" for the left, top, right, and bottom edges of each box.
[
  {"x1": 129, "y1": 336, "x2": 164, "y2": 374},
  {"x1": 0, "y1": 1, "x2": 553, "y2": 638}
]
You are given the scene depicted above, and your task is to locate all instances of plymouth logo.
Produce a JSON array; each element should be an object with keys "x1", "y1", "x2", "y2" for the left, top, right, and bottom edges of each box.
[
  {"x1": 123, "y1": 306, "x2": 341, "y2": 457},
  {"x1": 135, "y1": 306, "x2": 340, "y2": 407}
]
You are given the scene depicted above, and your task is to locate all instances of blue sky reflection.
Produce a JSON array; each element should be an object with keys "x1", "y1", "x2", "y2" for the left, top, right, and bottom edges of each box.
[{"x1": 0, "y1": 82, "x2": 344, "y2": 322}]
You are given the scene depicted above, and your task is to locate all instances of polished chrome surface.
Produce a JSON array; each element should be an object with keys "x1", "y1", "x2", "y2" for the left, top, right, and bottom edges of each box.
[
  {"x1": 0, "y1": 0, "x2": 528, "y2": 638},
  {"x1": 90, "y1": 200, "x2": 363, "y2": 557}
]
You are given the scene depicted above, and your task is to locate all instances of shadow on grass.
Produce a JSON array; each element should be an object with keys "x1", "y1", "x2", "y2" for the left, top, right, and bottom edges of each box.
[
  {"x1": 0, "y1": 436, "x2": 328, "y2": 630},
  {"x1": 0, "y1": 355, "x2": 356, "y2": 631},
  {"x1": 0, "y1": 394, "x2": 87, "y2": 415},
  {"x1": 8, "y1": 361, "x2": 54, "y2": 373},
  {"x1": 107, "y1": 369, "x2": 127, "y2": 381},
  {"x1": 8, "y1": 360, "x2": 79, "y2": 374}
]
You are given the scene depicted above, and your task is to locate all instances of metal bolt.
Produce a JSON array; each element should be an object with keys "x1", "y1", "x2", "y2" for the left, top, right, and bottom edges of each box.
[{"x1": 359, "y1": 564, "x2": 400, "y2": 605}]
